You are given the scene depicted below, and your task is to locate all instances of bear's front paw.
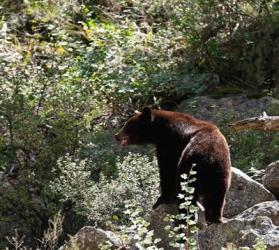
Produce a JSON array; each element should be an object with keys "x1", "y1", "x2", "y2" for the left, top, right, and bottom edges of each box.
[{"x1": 206, "y1": 217, "x2": 224, "y2": 225}]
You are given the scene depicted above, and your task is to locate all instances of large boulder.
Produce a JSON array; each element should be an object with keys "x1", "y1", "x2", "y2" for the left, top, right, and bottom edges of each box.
[
  {"x1": 224, "y1": 167, "x2": 275, "y2": 218},
  {"x1": 178, "y1": 95, "x2": 279, "y2": 124},
  {"x1": 198, "y1": 201, "x2": 279, "y2": 250},
  {"x1": 262, "y1": 161, "x2": 279, "y2": 199},
  {"x1": 59, "y1": 226, "x2": 123, "y2": 250}
]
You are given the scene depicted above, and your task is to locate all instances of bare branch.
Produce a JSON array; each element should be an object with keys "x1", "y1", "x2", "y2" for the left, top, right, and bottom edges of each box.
[{"x1": 228, "y1": 112, "x2": 279, "y2": 131}]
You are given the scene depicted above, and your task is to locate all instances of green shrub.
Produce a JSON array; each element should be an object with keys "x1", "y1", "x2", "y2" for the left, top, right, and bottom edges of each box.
[
  {"x1": 119, "y1": 202, "x2": 162, "y2": 250},
  {"x1": 51, "y1": 153, "x2": 159, "y2": 225},
  {"x1": 224, "y1": 129, "x2": 279, "y2": 173}
]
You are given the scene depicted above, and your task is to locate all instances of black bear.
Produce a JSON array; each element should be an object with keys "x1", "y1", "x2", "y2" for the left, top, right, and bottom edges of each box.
[{"x1": 115, "y1": 107, "x2": 231, "y2": 223}]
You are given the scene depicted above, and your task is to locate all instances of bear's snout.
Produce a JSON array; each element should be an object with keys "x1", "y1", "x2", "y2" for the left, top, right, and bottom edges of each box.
[
  {"x1": 115, "y1": 133, "x2": 129, "y2": 146},
  {"x1": 115, "y1": 133, "x2": 121, "y2": 142}
]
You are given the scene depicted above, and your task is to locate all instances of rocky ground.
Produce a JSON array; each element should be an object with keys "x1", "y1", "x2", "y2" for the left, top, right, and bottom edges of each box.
[{"x1": 59, "y1": 164, "x2": 279, "y2": 250}]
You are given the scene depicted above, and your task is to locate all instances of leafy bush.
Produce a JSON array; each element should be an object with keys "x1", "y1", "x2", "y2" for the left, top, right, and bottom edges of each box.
[
  {"x1": 227, "y1": 130, "x2": 279, "y2": 172},
  {"x1": 120, "y1": 202, "x2": 162, "y2": 250},
  {"x1": 51, "y1": 153, "x2": 159, "y2": 225}
]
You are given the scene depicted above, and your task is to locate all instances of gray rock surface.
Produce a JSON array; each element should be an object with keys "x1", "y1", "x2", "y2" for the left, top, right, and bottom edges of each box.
[
  {"x1": 198, "y1": 201, "x2": 279, "y2": 250},
  {"x1": 262, "y1": 161, "x2": 279, "y2": 199},
  {"x1": 149, "y1": 204, "x2": 208, "y2": 250},
  {"x1": 149, "y1": 204, "x2": 178, "y2": 250},
  {"x1": 224, "y1": 167, "x2": 275, "y2": 218},
  {"x1": 178, "y1": 95, "x2": 279, "y2": 124},
  {"x1": 59, "y1": 226, "x2": 123, "y2": 250},
  {"x1": 62, "y1": 173, "x2": 277, "y2": 250}
]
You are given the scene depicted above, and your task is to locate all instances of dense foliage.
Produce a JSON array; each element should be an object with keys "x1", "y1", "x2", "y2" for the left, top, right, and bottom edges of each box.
[{"x1": 0, "y1": 0, "x2": 278, "y2": 248}]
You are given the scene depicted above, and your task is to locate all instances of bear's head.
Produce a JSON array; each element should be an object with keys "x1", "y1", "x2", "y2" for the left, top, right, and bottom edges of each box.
[{"x1": 115, "y1": 107, "x2": 154, "y2": 146}]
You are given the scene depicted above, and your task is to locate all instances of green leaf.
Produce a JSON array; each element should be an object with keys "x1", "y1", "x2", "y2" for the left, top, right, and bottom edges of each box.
[{"x1": 185, "y1": 186, "x2": 195, "y2": 194}]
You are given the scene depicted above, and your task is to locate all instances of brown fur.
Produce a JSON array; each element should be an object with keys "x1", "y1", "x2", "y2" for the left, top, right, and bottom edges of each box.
[{"x1": 115, "y1": 107, "x2": 232, "y2": 223}]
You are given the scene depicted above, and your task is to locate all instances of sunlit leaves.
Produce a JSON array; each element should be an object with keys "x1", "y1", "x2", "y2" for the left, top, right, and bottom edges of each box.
[{"x1": 51, "y1": 153, "x2": 159, "y2": 223}]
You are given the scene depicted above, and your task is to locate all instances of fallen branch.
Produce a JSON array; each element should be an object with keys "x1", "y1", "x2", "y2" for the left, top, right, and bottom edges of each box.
[{"x1": 229, "y1": 112, "x2": 279, "y2": 131}]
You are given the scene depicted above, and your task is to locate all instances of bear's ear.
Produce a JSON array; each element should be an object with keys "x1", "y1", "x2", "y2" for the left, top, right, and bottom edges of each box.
[{"x1": 142, "y1": 106, "x2": 154, "y2": 121}]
